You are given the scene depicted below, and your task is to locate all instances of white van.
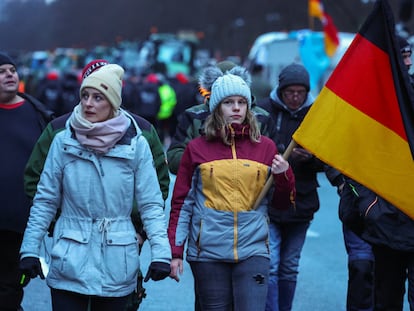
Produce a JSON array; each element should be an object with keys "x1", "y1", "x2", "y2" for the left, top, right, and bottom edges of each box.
[{"x1": 245, "y1": 30, "x2": 355, "y2": 96}]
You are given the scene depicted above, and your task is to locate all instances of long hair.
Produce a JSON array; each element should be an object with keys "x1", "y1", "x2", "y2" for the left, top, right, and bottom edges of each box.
[{"x1": 204, "y1": 106, "x2": 261, "y2": 145}]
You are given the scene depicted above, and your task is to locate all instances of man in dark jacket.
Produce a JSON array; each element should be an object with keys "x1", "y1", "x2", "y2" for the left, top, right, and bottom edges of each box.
[
  {"x1": 338, "y1": 35, "x2": 414, "y2": 311},
  {"x1": 340, "y1": 178, "x2": 414, "y2": 311},
  {"x1": 258, "y1": 63, "x2": 340, "y2": 311},
  {"x1": 0, "y1": 52, "x2": 53, "y2": 311}
]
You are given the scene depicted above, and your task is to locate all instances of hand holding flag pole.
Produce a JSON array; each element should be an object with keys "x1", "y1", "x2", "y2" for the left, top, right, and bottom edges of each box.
[{"x1": 252, "y1": 140, "x2": 297, "y2": 210}]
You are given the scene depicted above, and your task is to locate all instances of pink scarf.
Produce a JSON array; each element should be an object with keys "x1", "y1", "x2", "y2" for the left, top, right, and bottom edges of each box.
[{"x1": 69, "y1": 105, "x2": 131, "y2": 153}]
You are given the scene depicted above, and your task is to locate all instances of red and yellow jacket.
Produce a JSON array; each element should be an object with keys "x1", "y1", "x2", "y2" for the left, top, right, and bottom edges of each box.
[{"x1": 168, "y1": 123, "x2": 295, "y2": 262}]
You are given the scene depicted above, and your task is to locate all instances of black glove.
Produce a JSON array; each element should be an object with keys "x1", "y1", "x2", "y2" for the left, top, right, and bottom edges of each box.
[
  {"x1": 144, "y1": 261, "x2": 170, "y2": 282},
  {"x1": 19, "y1": 257, "x2": 45, "y2": 287}
]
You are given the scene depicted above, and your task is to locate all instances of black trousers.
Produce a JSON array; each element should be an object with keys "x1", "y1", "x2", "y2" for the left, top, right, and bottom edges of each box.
[
  {"x1": 0, "y1": 231, "x2": 24, "y2": 311},
  {"x1": 51, "y1": 288, "x2": 130, "y2": 311},
  {"x1": 372, "y1": 244, "x2": 414, "y2": 311}
]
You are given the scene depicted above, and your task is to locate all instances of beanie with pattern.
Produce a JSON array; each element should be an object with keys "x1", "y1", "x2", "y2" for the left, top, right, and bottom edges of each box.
[
  {"x1": 81, "y1": 59, "x2": 109, "y2": 80},
  {"x1": 80, "y1": 64, "x2": 124, "y2": 111}
]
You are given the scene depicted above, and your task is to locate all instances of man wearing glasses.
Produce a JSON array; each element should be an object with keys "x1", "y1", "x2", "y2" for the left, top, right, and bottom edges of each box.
[{"x1": 258, "y1": 63, "x2": 342, "y2": 311}]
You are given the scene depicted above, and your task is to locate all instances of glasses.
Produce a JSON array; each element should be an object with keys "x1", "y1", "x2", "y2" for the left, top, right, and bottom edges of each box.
[{"x1": 283, "y1": 90, "x2": 307, "y2": 97}]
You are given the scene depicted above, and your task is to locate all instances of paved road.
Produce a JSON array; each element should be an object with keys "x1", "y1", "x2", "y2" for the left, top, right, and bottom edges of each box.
[{"x1": 21, "y1": 173, "x2": 409, "y2": 310}]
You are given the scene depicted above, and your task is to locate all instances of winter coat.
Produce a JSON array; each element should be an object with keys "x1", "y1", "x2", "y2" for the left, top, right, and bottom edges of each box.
[
  {"x1": 259, "y1": 88, "x2": 325, "y2": 223},
  {"x1": 24, "y1": 111, "x2": 170, "y2": 201},
  {"x1": 20, "y1": 111, "x2": 171, "y2": 297},
  {"x1": 340, "y1": 177, "x2": 414, "y2": 252},
  {"x1": 166, "y1": 101, "x2": 279, "y2": 174},
  {"x1": 168, "y1": 124, "x2": 295, "y2": 262}
]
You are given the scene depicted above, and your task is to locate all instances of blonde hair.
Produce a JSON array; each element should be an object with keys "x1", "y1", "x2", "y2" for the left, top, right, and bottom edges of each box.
[{"x1": 204, "y1": 106, "x2": 261, "y2": 145}]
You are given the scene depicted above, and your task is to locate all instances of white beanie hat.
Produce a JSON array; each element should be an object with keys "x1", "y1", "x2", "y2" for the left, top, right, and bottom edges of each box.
[
  {"x1": 80, "y1": 64, "x2": 124, "y2": 110},
  {"x1": 209, "y1": 73, "x2": 251, "y2": 112}
]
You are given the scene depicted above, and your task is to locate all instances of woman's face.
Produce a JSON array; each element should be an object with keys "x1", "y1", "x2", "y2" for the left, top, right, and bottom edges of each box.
[
  {"x1": 220, "y1": 95, "x2": 248, "y2": 124},
  {"x1": 80, "y1": 87, "x2": 113, "y2": 123}
]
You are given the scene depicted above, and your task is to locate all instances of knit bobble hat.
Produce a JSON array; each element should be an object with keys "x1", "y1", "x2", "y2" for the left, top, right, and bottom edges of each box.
[
  {"x1": 80, "y1": 64, "x2": 124, "y2": 110},
  {"x1": 209, "y1": 74, "x2": 252, "y2": 112},
  {"x1": 277, "y1": 63, "x2": 310, "y2": 97},
  {"x1": 0, "y1": 52, "x2": 16, "y2": 67}
]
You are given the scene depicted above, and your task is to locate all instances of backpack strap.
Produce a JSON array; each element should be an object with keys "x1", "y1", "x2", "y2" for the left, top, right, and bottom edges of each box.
[{"x1": 18, "y1": 92, "x2": 55, "y2": 130}]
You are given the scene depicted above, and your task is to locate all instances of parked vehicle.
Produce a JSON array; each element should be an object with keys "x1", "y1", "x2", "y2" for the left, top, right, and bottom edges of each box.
[
  {"x1": 136, "y1": 32, "x2": 201, "y2": 77},
  {"x1": 245, "y1": 30, "x2": 355, "y2": 96}
]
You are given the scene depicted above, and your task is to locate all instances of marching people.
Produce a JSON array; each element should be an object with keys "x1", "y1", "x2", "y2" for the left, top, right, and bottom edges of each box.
[
  {"x1": 0, "y1": 52, "x2": 53, "y2": 311},
  {"x1": 24, "y1": 59, "x2": 171, "y2": 310},
  {"x1": 338, "y1": 34, "x2": 414, "y2": 311},
  {"x1": 258, "y1": 63, "x2": 333, "y2": 311},
  {"x1": 168, "y1": 65, "x2": 296, "y2": 310},
  {"x1": 19, "y1": 63, "x2": 171, "y2": 311},
  {"x1": 166, "y1": 61, "x2": 279, "y2": 310}
]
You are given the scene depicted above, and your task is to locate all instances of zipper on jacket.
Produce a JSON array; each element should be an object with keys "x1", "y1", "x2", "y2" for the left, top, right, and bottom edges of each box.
[
  {"x1": 196, "y1": 221, "x2": 203, "y2": 256},
  {"x1": 364, "y1": 196, "x2": 378, "y2": 217}
]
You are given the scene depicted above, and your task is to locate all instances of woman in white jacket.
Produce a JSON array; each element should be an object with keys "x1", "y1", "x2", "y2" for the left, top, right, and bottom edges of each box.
[{"x1": 19, "y1": 64, "x2": 171, "y2": 311}]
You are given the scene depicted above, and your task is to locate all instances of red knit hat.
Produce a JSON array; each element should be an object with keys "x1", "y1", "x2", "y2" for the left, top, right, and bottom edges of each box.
[{"x1": 81, "y1": 59, "x2": 109, "y2": 80}]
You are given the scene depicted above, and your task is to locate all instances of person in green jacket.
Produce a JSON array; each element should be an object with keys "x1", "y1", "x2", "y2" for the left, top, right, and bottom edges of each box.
[{"x1": 23, "y1": 60, "x2": 170, "y2": 311}]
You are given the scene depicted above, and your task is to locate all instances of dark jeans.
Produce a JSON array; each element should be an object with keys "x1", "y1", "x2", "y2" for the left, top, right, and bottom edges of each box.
[
  {"x1": 190, "y1": 256, "x2": 269, "y2": 311},
  {"x1": 343, "y1": 226, "x2": 374, "y2": 311},
  {"x1": 266, "y1": 221, "x2": 310, "y2": 311},
  {"x1": 51, "y1": 288, "x2": 130, "y2": 311},
  {"x1": 372, "y1": 245, "x2": 414, "y2": 311},
  {"x1": 0, "y1": 231, "x2": 24, "y2": 311}
]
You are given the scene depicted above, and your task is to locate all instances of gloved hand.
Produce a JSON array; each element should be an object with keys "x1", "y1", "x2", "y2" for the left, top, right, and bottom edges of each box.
[
  {"x1": 19, "y1": 257, "x2": 45, "y2": 287},
  {"x1": 144, "y1": 261, "x2": 171, "y2": 282},
  {"x1": 290, "y1": 147, "x2": 313, "y2": 163}
]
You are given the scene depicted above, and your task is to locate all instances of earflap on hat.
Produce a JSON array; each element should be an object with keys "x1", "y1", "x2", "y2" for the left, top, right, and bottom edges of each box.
[
  {"x1": 80, "y1": 64, "x2": 124, "y2": 110},
  {"x1": 0, "y1": 52, "x2": 16, "y2": 68}
]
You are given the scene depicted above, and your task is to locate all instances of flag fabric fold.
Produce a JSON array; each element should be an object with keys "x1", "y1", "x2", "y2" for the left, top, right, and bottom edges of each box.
[
  {"x1": 309, "y1": 0, "x2": 324, "y2": 19},
  {"x1": 321, "y1": 13, "x2": 339, "y2": 57},
  {"x1": 308, "y1": 0, "x2": 339, "y2": 57},
  {"x1": 294, "y1": 0, "x2": 414, "y2": 217}
]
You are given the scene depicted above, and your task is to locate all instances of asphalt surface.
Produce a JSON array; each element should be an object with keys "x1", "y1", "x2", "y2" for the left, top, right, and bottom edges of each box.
[{"x1": 21, "y1": 173, "x2": 410, "y2": 311}]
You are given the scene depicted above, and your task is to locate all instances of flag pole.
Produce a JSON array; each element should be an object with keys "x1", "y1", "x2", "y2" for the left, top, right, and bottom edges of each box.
[{"x1": 252, "y1": 140, "x2": 298, "y2": 209}]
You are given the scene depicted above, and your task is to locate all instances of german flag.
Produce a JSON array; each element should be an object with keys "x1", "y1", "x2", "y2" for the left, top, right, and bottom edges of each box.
[
  {"x1": 308, "y1": 0, "x2": 339, "y2": 56},
  {"x1": 309, "y1": 0, "x2": 324, "y2": 19},
  {"x1": 293, "y1": 0, "x2": 414, "y2": 217},
  {"x1": 321, "y1": 13, "x2": 339, "y2": 57}
]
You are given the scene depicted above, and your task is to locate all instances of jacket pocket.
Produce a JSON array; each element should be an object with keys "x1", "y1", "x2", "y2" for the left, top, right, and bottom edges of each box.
[
  {"x1": 104, "y1": 231, "x2": 139, "y2": 286},
  {"x1": 50, "y1": 229, "x2": 91, "y2": 282}
]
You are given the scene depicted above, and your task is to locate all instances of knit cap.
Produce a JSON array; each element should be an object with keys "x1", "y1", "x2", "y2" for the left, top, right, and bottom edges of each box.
[
  {"x1": 0, "y1": 52, "x2": 16, "y2": 67},
  {"x1": 397, "y1": 35, "x2": 412, "y2": 54},
  {"x1": 81, "y1": 59, "x2": 109, "y2": 80},
  {"x1": 277, "y1": 63, "x2": 310, "y2": 97},
  {"x1": 209, "y1": 73, "x2": 251, "y2": 112},
  {"x1": 80, "y1": 64, "x2": 124, "y2": 110}
]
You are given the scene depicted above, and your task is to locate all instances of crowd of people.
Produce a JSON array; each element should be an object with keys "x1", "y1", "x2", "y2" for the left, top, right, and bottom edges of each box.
[{"x1": 1, "y1": 28, "x2": 414, "y2": 311}]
